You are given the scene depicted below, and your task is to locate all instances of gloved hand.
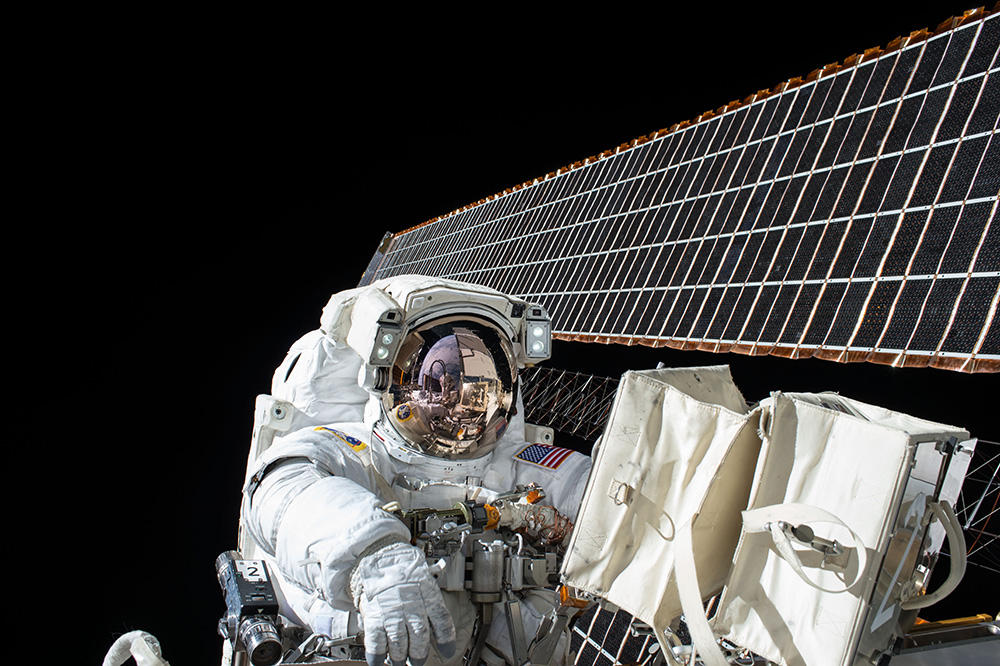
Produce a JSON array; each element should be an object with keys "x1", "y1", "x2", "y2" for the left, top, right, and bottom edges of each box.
[{"x1": 351, "y1": 539, "x2": 457, "y2": 666}]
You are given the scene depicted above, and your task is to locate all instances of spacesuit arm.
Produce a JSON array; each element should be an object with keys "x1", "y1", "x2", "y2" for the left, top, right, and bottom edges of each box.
[{"x1": 244, "y1": 456, "x2": 411, "y2": 611}]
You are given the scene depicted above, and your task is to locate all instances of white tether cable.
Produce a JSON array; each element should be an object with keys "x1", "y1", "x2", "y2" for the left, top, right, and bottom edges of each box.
[{"x1": 103, "y1": 630, "x2": 171, "y2": 666}]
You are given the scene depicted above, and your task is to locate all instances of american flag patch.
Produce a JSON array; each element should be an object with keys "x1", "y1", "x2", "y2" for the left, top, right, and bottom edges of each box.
[{"x1": 514, "y1": 443, "x2": 573, "y2": 470}]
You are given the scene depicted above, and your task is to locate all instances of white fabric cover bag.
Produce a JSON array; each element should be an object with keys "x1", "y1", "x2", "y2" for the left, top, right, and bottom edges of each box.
[
  {"x1": 561, "y1": 366, "x2": 761, "y2": 633},
  {"x1": 682, "y1": 392, "x2": 970, "y2": 666}
]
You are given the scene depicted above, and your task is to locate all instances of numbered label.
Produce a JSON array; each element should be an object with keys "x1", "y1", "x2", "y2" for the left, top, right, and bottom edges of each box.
[{"x1": 237, "y1": 560, "x2": 268, "y2": 582}]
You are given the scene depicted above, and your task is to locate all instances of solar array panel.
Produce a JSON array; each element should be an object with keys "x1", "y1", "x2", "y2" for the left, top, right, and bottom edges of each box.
[
  {"x1": 520, "y1": 366, "x2": 619, "y2": 443},
  {"x1": 363, "y1": 9, "x2": 1000, "y2": 372},
  {"x1": 570, "y1": 605, "x2": 662, "y2": 666}
]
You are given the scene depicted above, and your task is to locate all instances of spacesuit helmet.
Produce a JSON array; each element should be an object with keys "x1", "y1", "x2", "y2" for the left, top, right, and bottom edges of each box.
[{"x1": 380, "y1": 314, "x2": 517, "y2": 460}]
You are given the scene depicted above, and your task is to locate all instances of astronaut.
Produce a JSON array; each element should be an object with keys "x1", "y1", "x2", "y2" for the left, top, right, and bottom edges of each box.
[{"x1": 238, "y1": 275, "x2": 592, "y2": 666}]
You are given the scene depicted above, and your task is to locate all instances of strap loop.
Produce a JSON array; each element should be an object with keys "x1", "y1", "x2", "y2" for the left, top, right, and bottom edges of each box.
[{"x1": 742, "y1": 502, "x2": 868, "y2": 593}]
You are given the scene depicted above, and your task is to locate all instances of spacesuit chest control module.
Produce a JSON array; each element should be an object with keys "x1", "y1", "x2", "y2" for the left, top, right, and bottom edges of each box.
[{"x1": 221, "y1": 275, "x2": 592, "y2": 666}]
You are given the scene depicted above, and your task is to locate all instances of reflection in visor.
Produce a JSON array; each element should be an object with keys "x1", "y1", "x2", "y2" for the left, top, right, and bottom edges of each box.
[{"x1": 382, "y1": 318, "x2": 516, "y2": 459}]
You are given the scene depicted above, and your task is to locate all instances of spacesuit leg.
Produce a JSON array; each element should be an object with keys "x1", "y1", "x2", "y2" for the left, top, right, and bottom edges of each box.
[
  {"x1": 436, "y1": 592, "x2": 477, "y2": 666},
  {"x1": 480, "y1": 590, "x2": 571, "y2": 666}
]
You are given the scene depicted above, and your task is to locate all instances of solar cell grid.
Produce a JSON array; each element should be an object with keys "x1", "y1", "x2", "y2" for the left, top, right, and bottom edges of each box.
[
  {"x1": 367, "y1": 12, "x2": 1000, "y2": 372},
  {"x1": 802, "y1": 282, "x2": 848, "y2": 346}
]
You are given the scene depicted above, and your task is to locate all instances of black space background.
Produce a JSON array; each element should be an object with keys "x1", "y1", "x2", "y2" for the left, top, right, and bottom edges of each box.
[{"x1": 15, "y1": 4, "x2": 996, "y2": 664}]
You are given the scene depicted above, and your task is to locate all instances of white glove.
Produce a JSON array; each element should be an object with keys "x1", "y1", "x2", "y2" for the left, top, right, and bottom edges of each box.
[{"x1": 351, "y1": 540, "x2": 457, "y2": 666}]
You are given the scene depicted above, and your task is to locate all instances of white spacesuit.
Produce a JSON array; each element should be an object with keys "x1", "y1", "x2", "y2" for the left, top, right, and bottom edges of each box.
[{"x1": 239, "y1": 275, "x2": 592, "y2": 666}]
